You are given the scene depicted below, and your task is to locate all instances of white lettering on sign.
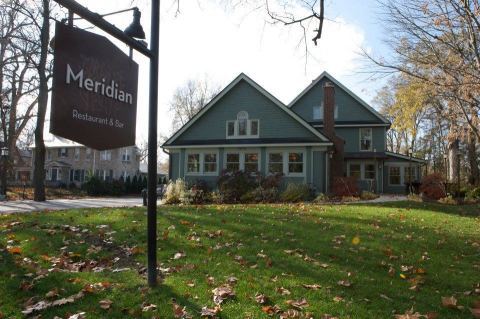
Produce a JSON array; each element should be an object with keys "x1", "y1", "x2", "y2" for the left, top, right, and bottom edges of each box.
[{"x1": 66, "y1": 64, "x2": 133, "y2": 105}]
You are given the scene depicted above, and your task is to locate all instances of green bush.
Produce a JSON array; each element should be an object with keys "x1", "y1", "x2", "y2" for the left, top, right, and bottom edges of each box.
[
  {"x1": 360, "y1": 191, "x2": 379, "y2": 200},
  {"x1": 163, "y1": 179, "x2": 187, "y2": 204},
  {"x1": 279, "y1": 183, "x2": 313, "y2": 202},
  {"x1": 466, "y1": 187, "x2": 480, "y2": 202},
  {"x1": 182, "y1": 180, "x2": 211, "y2": 204},
  {"x1": 217, "y1": 170, "x2": 256, "y2": 203},
  {"x1": 83, "y1": 176, "x2": 107, "y2": 196}
]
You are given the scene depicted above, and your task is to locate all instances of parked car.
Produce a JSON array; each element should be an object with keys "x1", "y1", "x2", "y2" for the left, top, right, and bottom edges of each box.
[{"x1": 141, "y1": 184, "x2": 167, "y2": 205}]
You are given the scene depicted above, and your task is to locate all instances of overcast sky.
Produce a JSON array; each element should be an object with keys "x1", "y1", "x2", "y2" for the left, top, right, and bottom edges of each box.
[{"x1": 61, "y1": 0, "x2": 389, "y2": 147}]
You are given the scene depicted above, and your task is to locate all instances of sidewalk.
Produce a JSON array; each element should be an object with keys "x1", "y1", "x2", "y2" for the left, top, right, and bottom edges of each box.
[{"x1": 0, "y1": 197, "x2": 143, "y2": 214}]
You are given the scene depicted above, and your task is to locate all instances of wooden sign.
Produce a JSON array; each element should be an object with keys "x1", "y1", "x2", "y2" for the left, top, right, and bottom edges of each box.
[{"x1": 50, "y1": 23, "x2": 139, "y2": 150}]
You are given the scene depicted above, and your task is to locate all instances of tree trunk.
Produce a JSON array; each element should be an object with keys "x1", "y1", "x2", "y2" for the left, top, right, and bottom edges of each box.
[
  {"x1": 33, "y1": 0, "x2": 49, "y2": 202},
  {"x1": 467, "y1": 127, "x2": 479, "y2": 186},
  {"x1": 447, "y1": 138, "x2": 459, "y2": 183}
]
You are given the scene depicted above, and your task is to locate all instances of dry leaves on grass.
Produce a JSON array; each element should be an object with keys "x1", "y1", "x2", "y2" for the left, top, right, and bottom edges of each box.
[
  {"x1": 441, "y1": 296, "x2": 464, "y2": 310},
  {"x1": 277, "y1": 287, "x2": 291, "y2": 295},
  {"x1": 200, "y1": 306, "x2": 221, "y2": 318},
  {"x1": 22, "y1": 290, "x2": 85, "y2": 315},
  {"x1": 255, "y1": 293, "x2": 268, "y2": 304},
  {"x1": 302, "y1": 284, "x2": 321, "y2": 290},
  {"x1": 141, "y1": 302, "x2": 157, "y2": 312},
  {"x1": 172, "y1": 300, "x2": 192, "y2": 319},
  {"x1": 99, "y1": 299, "x2": 112, "y2": 310},
  {"x1": 393, "y1": 308, "x2": 438, "y2": 319},
  {"x1": 471, "y1": 300, "x2": 480, "y2": 318},
  {"x1": 337, "y1": 280, "x2": 352, "y2": 287},
  {"x1": 212, "y1": 285, "x2": 235, "y2": 305},
  {"x1": 285, "y1": 298, "x2": 309, "y2": 310}
]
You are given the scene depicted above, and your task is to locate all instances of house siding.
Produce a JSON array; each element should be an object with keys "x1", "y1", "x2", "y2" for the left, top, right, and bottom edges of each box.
[
  {"x1": 176, "y1": 80, "x2": 319, "y2": 142},
  {"x1": 290, "y1": 77, "x2": 382, "y2": 123},
  {"x1": 335, "y1": 127, "x2": 386, "y2": 153}
]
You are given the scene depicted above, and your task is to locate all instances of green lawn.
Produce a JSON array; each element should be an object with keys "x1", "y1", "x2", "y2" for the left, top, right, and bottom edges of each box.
[{"x1": 0, "y1": 202, "x2": 479, "y2": 318}]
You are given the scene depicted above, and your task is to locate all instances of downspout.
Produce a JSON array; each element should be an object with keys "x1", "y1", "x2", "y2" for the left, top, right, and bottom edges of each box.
[{"x1": 162, "y1": 148, "x2": 171, "y2": 181}]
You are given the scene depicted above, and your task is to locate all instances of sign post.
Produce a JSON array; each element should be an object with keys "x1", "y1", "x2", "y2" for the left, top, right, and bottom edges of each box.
[{"x1": 52, "y1": 0, "x2": 159, "y2": 287}]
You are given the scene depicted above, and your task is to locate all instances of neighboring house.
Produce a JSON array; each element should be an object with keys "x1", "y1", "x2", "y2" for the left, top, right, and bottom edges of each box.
[
  {"x1": 8, "y1": 149, "x2": 33, "y2": 186},
  {"x1": 162, "y1": 72, "x2": 425, "y2": 194},
  {"x1": 139, "y1": 162, "x2": 168, "y2": 181},
  {"x1": 30, "y1": 136, "x2": 140, "y2": 187}
]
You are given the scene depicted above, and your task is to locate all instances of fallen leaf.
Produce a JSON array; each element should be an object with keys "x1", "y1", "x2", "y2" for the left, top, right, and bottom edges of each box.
[
  {"x1": 68, "y1": 312, "x2": 86, "y2": 319},
  {"x1": 174, "y1": 251, "x2": 186, "y2": 260},
  {"x1": 99, "y1": 299, "x2": 112, "y2": 310},
  {"x1": 277, "y1": 287, "x2": 291, "y2": 295},
  {"x1": 7, "y1": 246, "x2": 22, "y2": 254},
  {"x1": 255, "y1": 293, "x2": 267, "y2": 304},
  {"x1": 285, "y1": 298, "x2": 309, "y2": 310},
  {"x1": 200, "y1": 306, "x2": 220, "y2": 317},
  {"x1": 212, "y1": 285, "x2": 235, "y2": 305},
  {"x1": 141, "y1": 302, "x2": 157, "y2": 312},
  {"x1": 442, "y1": 296, "x2": 460, "y2": 309},
  {"x1": 172, "y1": 300, "x2": 192, "y2": 319},
  {"x1": 302, "y1": 284, "x2": 322, "y2": 290},
  {"x1": 337, "y1": 280, "x2": 352, "y2": 287}
]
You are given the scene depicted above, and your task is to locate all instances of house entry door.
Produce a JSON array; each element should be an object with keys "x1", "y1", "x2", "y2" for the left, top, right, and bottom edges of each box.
[{"x1": 51, "y1": 168, "x2": 58, "y2": 182}]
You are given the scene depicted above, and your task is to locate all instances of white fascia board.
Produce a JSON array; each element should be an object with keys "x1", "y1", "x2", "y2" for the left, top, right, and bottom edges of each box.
[{"x1": 163, "y1": 142, "x2": 333, "y2": 150}]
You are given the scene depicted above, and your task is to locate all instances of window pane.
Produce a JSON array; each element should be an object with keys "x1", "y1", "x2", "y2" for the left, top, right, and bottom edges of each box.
[
  {"x1": 349, "y1": 164, "x2": 361, "y2": 178},
  {"x1": 251, "y1": 120, "x2": 258, "y2": 135},
  {"x1": 187, "y1": 154, "x2": 200, "y2": 173},
  {"x1": 204, "y1": 153, "x2": 217, "y2": 173},
  {"x1": 404, "y1": 167, "x2": 415, "y2": 182},
  {"x1": 360, "y1": 128, "x2": 372, "y2": 151},
  {"x1": 288, "y1": 152, "x2": 303, "y2": 174},
  {"x1": 289, "y1": 152, "x2": 303, "y2": 162},
  {"x1": 365, "y1": 164, "x2": 376, "y2": 179},
  {"x1": 226, "y1": 163, "x2": 240, "y2": 171},
  {"x1": 288, "y1": 163, "x2": 303, "y2": 173},
  {"x1": 269, "y1": 153, "x2": 283, "y2": 162},
  {"x1": 313, "y1": 105, "x2": 323, "y2": 120},
  {"x1": 389, "y1": 167, "x2": 401, "y2": 185},
  {"x1": 227, "y1": 122, "x2": 235, "y2": 136},
  {"x1": 238, "y1": 119, "x2": 247, "y2": 135},
  {"x1": 204, "y1": 153, "x2": 216, "y2": 163},
  {"x1": 245, "y1": 153, "x2": 259, "y2": 173},
  {"x1": 268, "y1": 163, "x2": 283, "y2": 174},
  {"x1": 226, "y1": 153, "x2": 239, "y2": 162}
]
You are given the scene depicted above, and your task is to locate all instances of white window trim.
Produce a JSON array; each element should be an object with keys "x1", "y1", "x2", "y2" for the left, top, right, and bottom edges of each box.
[
  {"x1": 347, "y1": 161, "x2": 376, "y2": 181},
  {"x1": 385, "y1": 163, "x2": 419, "y2": 186},
  {"x1": 266, "y1": 149, "x2": 305, "y2": 177},
  {"x1": 359, "y1": 128, "x2": 373, "y2": 152},
  {"x1": 185, "y1": 150, "x2": 219, "y2": 176},
  {"x1": 225, "y1": 117, "x2": 260, "y2": 139},
  {"x1": 223, "y1": 149, "x2": 261, "y2": 173},
  {"x1": 388, "y1": 166, "x2": 402, "y2": 186}
]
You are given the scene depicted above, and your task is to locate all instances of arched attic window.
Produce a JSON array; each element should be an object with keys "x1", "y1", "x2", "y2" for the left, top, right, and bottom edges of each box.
[{"x1": 226, "y1": 111, "x2": 259, "y2": 138}]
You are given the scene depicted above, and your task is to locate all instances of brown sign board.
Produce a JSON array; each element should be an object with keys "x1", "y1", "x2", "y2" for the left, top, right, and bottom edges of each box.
[{"x1": 50, "y1": 23, "x2": 139, "y2": 150}]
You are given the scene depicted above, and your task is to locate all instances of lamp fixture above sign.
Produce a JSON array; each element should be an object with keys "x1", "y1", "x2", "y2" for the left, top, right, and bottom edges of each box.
[{"x1": 50, "y1": 23, "x2": 139, "y2": 150}]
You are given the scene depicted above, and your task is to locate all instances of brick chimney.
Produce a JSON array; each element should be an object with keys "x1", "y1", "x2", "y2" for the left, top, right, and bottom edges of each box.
[{"x1": 323, "y1": 82, "x2": 345, "y2": 189}]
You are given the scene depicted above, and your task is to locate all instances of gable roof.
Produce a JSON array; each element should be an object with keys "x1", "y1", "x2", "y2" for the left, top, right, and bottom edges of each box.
[
  {"x1": 163, "y1": 73, "x2": 331, "y2": 146},
  {"x1": 288, "y1": 71, "x2": 390, "y2": 125},
  {"x1": 386, "y1": 151, "x2": 427, "y2": 164}
]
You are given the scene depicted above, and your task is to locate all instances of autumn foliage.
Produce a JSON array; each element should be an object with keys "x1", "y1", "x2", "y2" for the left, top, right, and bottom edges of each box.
[
  {"x1": 332, "y1": 177, "x2": 359, "y2": 197},
  {"x1": 419, "y1": 173, "x2": 446, "y2": 200}
]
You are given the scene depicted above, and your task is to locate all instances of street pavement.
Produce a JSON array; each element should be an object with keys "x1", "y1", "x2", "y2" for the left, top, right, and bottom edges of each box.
[{"x1": 0, "y1": 197, "x2": 144, "y2": 214}]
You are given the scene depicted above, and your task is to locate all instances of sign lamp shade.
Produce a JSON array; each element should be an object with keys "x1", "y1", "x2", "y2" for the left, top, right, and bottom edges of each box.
[{"x1": 124, "y1": 8, "x2": 145, "y2": 39}]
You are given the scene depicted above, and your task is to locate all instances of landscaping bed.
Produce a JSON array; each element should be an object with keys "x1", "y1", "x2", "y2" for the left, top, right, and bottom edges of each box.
[{"x1": 0, "y1": 202, "x2": 479, "y2": 318}]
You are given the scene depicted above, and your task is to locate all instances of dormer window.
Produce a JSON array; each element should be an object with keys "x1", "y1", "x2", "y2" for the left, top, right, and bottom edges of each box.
[
  {"x1": 226, "y1": 111, "x2": 260, "y2": 138},
  {"x1": 312, "y1": 103, "x2": 338, "y2": 120}
]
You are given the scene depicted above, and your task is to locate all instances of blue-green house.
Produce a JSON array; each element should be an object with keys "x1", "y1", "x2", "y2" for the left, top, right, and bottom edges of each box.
[{"x1": 162, "y1": 72, "x2": 425, "y2": 194}]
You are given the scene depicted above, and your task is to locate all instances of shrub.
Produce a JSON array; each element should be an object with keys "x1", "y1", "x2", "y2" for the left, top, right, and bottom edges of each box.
[
  {"x1": 438, "y1": 195, "x2": 458, "y2": 205},
  {"x1": 360, "y1": 191, "x2": 379, "y2": 200},
  {"x1": 313, "y1": 193, "x2": 329, "y2": 203},
  {"x1": 258, "y1": 173, "x2": 283, "y2": 189},
  {"x1": 164, "y1": 179, "x2": 187, "y2": 204},
  {"x1": 419, "y1": 173, "x2": 446, "y2": 200},
  {"x1": 83, "y1": 176, "x2": 107, "y2": 196},
  {"x1": 407, "y1": 193, "x2": 423, "y2": 202},
  {"x1": 332, "y1": 177, "x2": 359, "y2": 197},
  {"x1": 465, "y1": 187, "x2": 480, "y2": 202},
  {"x1": 182, "y1": 180, "x2": 211, "y2": 204},
  {"x1": 280, "y1": 183, "x2": 313, "y2": 202},
  {"x1": 217, "y1": 170, "x2": 256, "y2": 203},
  {"x1": 110, "y1": 179, "x2": 126, "y2": 196},
  {"x1": 241, "y1": 186, "x2": 279, "y2": 203}
]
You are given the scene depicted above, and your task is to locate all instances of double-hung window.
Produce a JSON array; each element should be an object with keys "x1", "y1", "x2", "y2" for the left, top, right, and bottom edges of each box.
[
  {"x1": 100, "y1": 150, "x2": 111, "y2": 161},
  {"x1": 349, "y1": 163, "x2": 361, "y2": 178},
  {"x1": 288, "y1": 152, "x2": 304, "y2": 174},
  {"x1": 58, "y1": 148, "x2": 68, "y2": 158},
  {"x1": 389, "y1": 167, "x2": 401, "y2": 185},
  {"x1": 244, "y1": 153, "x2": 259, "y2": 173},
  {"x1": 312, "y1": 103, "x2": 338, "y2": 120},
  {"x1": 360, "y1": 128, "x2": 373, "y2": 151},
  {"x1": 187, "y1": 154, "x2": 200, "y2": 173},
  {"x1": 404, "y1": 166, "x2": 416, "y2": 182},
  {"x1": 226, "y1": 153, "x2": 240, "y2": 171},
  {"x1": 226, "y1": 111, "x2": 260, "y2": 138},
  {"x1": 204, "y1": 153, "x2": 217, "y2": 173},
  {"x1": 74, "y1": 148, "x2": 80, "y2": 161},
  {"x1": 122, "y1": 148, "x2": 131, "y2": 162},
  {"x1": 186, "y1": 152, "x2": 218, "y2": 175},
  {"x1": 268, "y1": 153, "x2": 283, "y2": 174},
  {"x1": 364, "y1": 163, "x2": 376, "y2": 179}
]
